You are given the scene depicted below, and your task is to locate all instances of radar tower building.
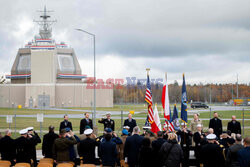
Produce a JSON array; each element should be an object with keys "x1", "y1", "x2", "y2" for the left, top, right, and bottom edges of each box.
[{"x1": 0, "y1": 6, "x2": 113, "y2": 108}]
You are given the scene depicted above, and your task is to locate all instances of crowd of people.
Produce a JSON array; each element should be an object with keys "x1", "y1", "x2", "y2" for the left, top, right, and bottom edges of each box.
[{"x1": 0, "y1": 111, "x2": 249, "y2": 167}]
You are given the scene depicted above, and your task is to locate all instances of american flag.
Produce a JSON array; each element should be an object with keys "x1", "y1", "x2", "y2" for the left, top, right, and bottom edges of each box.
[
  {"x1": 163, "y1": 120, "x2": 175, "y2": 132},
  {"x1": 145, "y1": 75, "x2": 154, "y2": 124}
]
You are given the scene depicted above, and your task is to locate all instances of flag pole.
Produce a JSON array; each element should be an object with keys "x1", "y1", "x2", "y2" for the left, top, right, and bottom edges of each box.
[
  {"x1": 146, "y1": 68, "x2": 150, "y2": 76},
  {"x1": 183, "y1": 73, "x2": 185, "y2": 127}
]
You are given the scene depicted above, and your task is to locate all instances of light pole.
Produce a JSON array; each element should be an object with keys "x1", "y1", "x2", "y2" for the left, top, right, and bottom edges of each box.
[{"x1": 76, "y1": 28, "x2": 96, "y2": 126}]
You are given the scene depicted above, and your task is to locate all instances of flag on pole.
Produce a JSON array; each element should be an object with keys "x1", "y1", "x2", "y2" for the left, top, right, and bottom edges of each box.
[
  {"x1": 145, "y1": 71, "x2": 158, "y2": 133},
  {"x1": 153, "y1": 104, "x2": 162, "y2": 131},
  {"x1": 172, "y1": 104, "x2": 180, "y2": 130},
  {"x1": 181, "y1": 73, "x2": 188, "y2": 123},
  {"x1": 162, "y1": 73, "x2": 174, "y2": 132}
]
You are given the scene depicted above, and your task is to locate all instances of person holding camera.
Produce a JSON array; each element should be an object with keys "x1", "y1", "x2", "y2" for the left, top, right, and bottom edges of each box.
[{"x1": 53, "y1": 129, "x2": 77, "y2": 164}]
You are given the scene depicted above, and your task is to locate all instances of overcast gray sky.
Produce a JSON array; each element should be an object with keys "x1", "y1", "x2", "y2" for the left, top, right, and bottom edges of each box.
[{"x1": 0, "y1": 0, "x2": 249, "y2": 84}]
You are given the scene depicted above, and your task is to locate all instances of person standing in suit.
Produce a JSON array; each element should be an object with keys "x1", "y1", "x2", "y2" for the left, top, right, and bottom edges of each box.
[
  {"x1": 42, "y1": 126, "x2": 59, "y2": 158},
  {"x1": 98, "y1": 133, "x2": 117, "y2": 167},
  {"x1": 209, "y1": 112, "x2": 223, "y2": 138},
  {"x1": 0, "y1": 129, "x2": 16, "y2": 165},
  {"x1": 80, "y1": 112, "x2": 93, "y2": 134},
  {"x1": 227, "y1": 115, "x2": 241, "y2": 134},
  {"x1": 124, "y1": 126, "x2": 144, "y2": 167},
  {"x1": 98, "y1": 112, "x2": 115, "y2": 131},
  {"x1": 237, "y1": 137, "x2": 250, "y2": 167},
  {"x1": 152, "y1": 131, "x2": 167, "y2": 167},
  {"x1": 59, "y1": 114, "x2": 73, "y2": 133},
  {"x1": 123, "y1": 113, "x2": 137, "y2": 133}
]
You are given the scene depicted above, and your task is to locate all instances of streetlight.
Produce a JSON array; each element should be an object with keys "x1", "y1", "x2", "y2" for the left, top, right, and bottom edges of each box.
[{"x1": 76, "y1": 28, "x2": 96, "y2": 126}]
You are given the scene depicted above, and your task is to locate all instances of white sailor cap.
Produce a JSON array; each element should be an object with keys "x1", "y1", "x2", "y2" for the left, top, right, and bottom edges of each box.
[
  {"x1": 206, "y1": 134, "x2": 216, "y2": 140},
  {"x1": 106, "y1": 112, "x2": 111, "y2": 115},
  {"x1": 143, "y1": 126, "x2": 151, "y2": 130},
  {"x1": 84, "y1": 129, "x2": 93, "y2": 135},
  {"x1": 19, "y1": 129, "x2": 28, "y2": 135},
  {"x1": 197, "y1": 124, "x2": 202, "y2": 128},
  {"x1": 123, "y1": 126, "x2": 130, "y2": 129},
  {"x1": 26, "y1": 127, "x2": 34, "y2": 131}
]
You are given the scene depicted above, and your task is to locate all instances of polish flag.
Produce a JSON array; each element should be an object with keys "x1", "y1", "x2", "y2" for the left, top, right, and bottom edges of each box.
[{"x1": 153, "y1": 104, "x2": 162, "y2": 131}]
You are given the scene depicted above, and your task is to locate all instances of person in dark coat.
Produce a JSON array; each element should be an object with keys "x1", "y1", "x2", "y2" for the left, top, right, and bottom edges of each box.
[
  {"x1": 237, "y1": 137, "x2": 250, "y2": 167},
  {"x1": 98, "y1": 112, "x2": 115, "y2": 131},
  {"x1": 209, "y1": 112, "x2": 223, "y2": 138},
  {"x1": 123, "y1": 113, "x2": 137, "y2": 133},
  {"x1": 159, "y1": 133, "x2": 184, "y2": 167},
  {"x1": 26, "y1": 127, "x2": 41, "y2": 167},
  {"x1": 138, "y1": 138, "x2": 154, "y2": 167},
  {"x1": 152, "y1": 131, "x2": 167, "y2": 167},
  {"x1": 53, "y1": 129, "x2": 77, "y2": 163},
  {"x1": 124, "y1": 126, "x2": 144, "y2": 167},
  {"x1": 15, "y1": 129, "x2": 32, "y2": 164},
  {"x1": 80, "y1": 112, "x2": 93, "y2": 134},
  {"x1": 42, "y1": 126, "x2": 59, "y2": 158},
  {"x1": 193, "y1": 124, "x2": 206, "y2": 167},
  {"x1": 98, "y1": 133, "x2": 117, "y2": 167},
  {"x1": 176, "y1": 123, "x2": 192, "y2": 167},
  {"x1": 78, "y1": 129, "x2": 98, "y2": 164},
  {"x1": 0, "y1": 129, "x2": 16, "y2": 165},
  {"x1": 201, "y1": 134, "x2": 225, "y2": 167},
  {"x1": 59, "y1": 115, "x2": 73, "y2": 133},
  {"x1": 227, "y1": 116, "x2": 241, "y2": 134},
  {"x1": 226, "y1": 134, "x2": 244, "y2": 167}
]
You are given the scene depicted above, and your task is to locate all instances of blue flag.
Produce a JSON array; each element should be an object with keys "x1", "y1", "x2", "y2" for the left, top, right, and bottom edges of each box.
[
  {"x1": 181, "y1": 74, "x2": 188, "y2": 123},
  {"x1": 172, "y1": 104, "x2": 180, "y2": 130}
]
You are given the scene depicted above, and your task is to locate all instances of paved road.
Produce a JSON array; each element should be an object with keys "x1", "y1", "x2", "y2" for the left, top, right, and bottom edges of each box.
[{"x1": 0, "y1": 105, "x2": 249, "y2": 120}]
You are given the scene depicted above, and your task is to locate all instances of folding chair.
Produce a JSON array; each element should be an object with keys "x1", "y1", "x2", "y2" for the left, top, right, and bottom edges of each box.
[
  {"x1": 14, "y1": 163, "x2": 31, "y2": 167},
  {"x1": 0, "y1": 160, "x2": 11, "y2": 167},
  {"x1": 37, "y1": 163, "x2": 53, "y2": 167},
  {"x1": 39, "y1": 158, "x2": 54, "y2": 164},
  {"x1": 80, "y1": 164, "x2": 95, "y2": 167},
  {"x1": 56, "y1": 163, "x2": 73, "y2": 167}
]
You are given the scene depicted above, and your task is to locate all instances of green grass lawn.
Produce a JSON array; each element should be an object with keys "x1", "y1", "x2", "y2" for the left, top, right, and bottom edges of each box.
[
  {"x1": 0, "y1": 105, "x2": 249, "y2": 147},
  {"x1": 0, "y1": 108, "x2": 83, "y2": 115}
]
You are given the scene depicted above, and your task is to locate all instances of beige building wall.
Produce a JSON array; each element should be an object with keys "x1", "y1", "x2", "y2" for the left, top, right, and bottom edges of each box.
[
  {"x1": 55, "y1": 84, "x2": 113, "y2": 108},
  {"x1": 25, "y1": 84, "x2": 56, "y2": 108},
  {"x1": 0, "y1": 84, "x2": 113, "y2": 108},
  {"x1": 31, "y1": 50, "x2": 56, "y2": 83},
  {"x1": 0, "y1": 85, "x2": 25, "y2": 107}
]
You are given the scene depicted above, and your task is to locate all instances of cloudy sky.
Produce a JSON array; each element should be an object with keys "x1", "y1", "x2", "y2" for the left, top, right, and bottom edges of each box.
[{"x1": 0, "y1": 0, "x2": 249, "y2": 84}]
